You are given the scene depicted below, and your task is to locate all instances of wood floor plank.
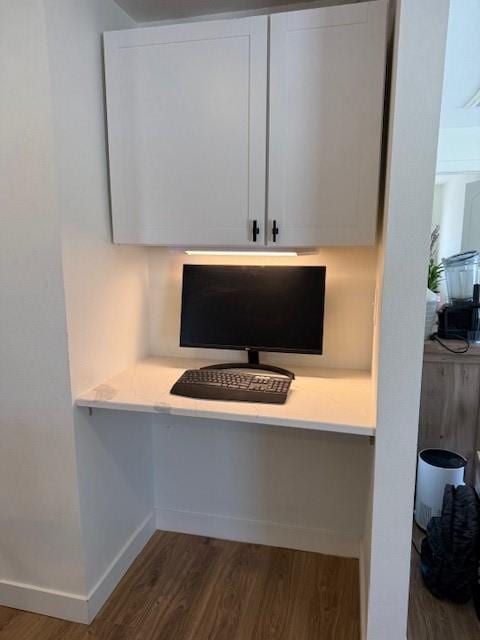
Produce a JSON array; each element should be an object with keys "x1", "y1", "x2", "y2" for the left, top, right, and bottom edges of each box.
[
  {"x1": 0, "y1": 607, "x2": 19, "y2": 633},
  {"x1": 0, "y1": 531, "x2": 361, "y2": 640},
  {"x1": 132, "y1": 536, "x2": 227, "y2": 640},
  {"x1": 287, "y1": 551, "x2": 360, "y2": 640},
  {"x1": 250, "y1": 546, "x2": 297, "y2": 640},
  {"x1": 0, "y1": 612, "x2": 73, "y2": 640},
  {"x1": 101, "y1": 530, "x2": 196, "y2": 629},
  {"x1": 311, "y1": 553, "x2": 360, "y2": 640},
  {"x1": 185, "y1": 541, "x2": 271, "y2": 640}
]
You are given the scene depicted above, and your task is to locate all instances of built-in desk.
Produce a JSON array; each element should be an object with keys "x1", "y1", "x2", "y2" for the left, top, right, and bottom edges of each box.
[
  {"x1": 76, "y1": 357, "x2": 375, "y2": 559},
  {"x1": 76, "y1": 357, "x2": 376, "y2": 437}
]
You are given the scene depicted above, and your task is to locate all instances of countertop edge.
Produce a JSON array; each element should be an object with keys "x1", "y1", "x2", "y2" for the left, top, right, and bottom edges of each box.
[{"x1": 75, "y1": 397, "x2": 376, "y2": 437}]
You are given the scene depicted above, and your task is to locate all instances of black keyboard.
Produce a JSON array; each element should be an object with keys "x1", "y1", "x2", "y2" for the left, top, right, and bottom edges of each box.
[{"x1": 170, "y1": 369, "x2": 292, "y2": 404}]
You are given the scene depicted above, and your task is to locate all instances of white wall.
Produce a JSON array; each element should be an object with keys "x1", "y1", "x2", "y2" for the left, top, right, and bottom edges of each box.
[
  {"x1": 1, "y1": 0, "x2": 437, "y2": 631},
  {"x1": 439, "y1": 0, "x2": 480, "y2": 130},
  {"x1": 431, "y1": 183, "x2": 444, "y2": 237},
  {"x1": 127, "y1": 0, "x2": 359, "y2": 25},
  {"x1": 148, "y1": 246, "x2": 377, "y2": 371},
  {"x1": 366, "y1": 1, "x2": 449, "y2": 639},
  {"x1": 437, "y1": 0, "x2": 480, "y2": 172},
  {"x1": 147, "y1": 245, "x2": 377, "y2": 561},
  {"x1": 437, "y1": 127, "x2": 480, "y2": 173},
  {"x1": 462, "y1": 179, "x2": 480, "y2": 252},
  {"x1": 155, "y1": 416, "x2": 373, "y2": 557},
  {"x1": 0, "y1": 0, "x2": 158, "y2": 622},
  {"x1": 43, "y1": 0, "x2": 155, "y2": 601},
  {"x1": 73, "y1": 409, "x2": 153, "y2": 606},
  {"x1": 436, "y1": 173, "x2": 479, "y2": 261},
  {"x1": 0, "y1": 0, "x2": 86, "y2": 598},
  {"x1": 1, "y1": 0, "x2": 377, "y2": 622},
  {"x1": 147, "y1": 246, "x2": 376, "y2": 560},
  {"x1": 44, "y1": 0, "x2": 149, "y2": 399}
]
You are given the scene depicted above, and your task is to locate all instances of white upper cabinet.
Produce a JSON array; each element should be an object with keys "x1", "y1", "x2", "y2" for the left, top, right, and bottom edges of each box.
[
  {"x1": 104, "y1": 2, "x2": 387, "y2": 247},
  {"x1": 104, "y1": 17, "x2": 268, "y2": 245},
  {"x1": 268, "y1": 2, "x2": 387, "y2": 246}
]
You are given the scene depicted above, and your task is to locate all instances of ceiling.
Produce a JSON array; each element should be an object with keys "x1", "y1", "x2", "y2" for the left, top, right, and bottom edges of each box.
[
  {"x1": 114, "y1": 0, "x2": 357, "y2": 23},
  {"x1": 440, "y1": 0, "x2": 480, "y2": 129},
  {"x1": 436, "y1": 0, "x2": 480, "y2": 173}
]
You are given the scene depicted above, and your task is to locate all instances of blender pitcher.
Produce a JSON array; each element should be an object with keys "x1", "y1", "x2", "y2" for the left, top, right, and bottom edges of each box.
[{"x1": 442, "y1": 251, "x2": 480, "y2": 303}]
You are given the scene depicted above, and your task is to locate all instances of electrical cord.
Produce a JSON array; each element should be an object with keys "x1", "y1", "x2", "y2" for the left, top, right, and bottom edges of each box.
[
  {"x1": 412, "y1": 537, "x2": 422, "y2": 556},
  {"x1": 430, "y1": 332, "x2": 470, "y2": 354}
]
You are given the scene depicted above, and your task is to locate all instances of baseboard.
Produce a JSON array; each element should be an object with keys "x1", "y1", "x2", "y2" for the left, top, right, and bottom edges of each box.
[
  {"x1": 0, "y1": 510, "x2": 357, "y2": 623},
  {"x1": 0, "y1": 581, "x2": 88, "y2": 623},
  {"x1": 155, "y1": 507, "x2": 360, "y2": 558},
  {"x1": 0, "y1": 511, "x2": 155, "y2": 624},
  {"x1": 359, "y1": 546, "x2": 368, "y2": 640},
  {"x1": 86, "y1": 511, "x2": 155, "y2": 622}
]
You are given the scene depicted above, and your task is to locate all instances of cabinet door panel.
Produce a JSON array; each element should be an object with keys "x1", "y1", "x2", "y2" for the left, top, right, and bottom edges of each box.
[
  {"x1": 268, "y1": 2, "x2": 387, "y2": 247},
  {"x1": 105, "y1": 17, "x2": 267, "y2": 245}
]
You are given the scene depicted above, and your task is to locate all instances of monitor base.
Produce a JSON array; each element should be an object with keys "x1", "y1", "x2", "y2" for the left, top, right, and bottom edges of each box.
[{"x1": 200, "y1": 351, "x2": 295, "y2": 379}]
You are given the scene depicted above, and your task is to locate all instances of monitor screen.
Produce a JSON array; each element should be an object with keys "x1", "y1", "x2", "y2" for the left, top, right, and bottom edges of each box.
[{"x1": 180, "y1": 265, "x2": 326, "y2": 354}]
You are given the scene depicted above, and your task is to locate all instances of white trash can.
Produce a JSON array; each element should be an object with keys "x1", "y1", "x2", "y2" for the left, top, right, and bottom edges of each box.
[{"x1": 414, "y1": 448, "x2": 466, "y2": 530}]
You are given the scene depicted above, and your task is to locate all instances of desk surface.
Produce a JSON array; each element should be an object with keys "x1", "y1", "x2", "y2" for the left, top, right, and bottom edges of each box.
[{"x1": 76, "y1": 357, "x2": 376, "y2": 437}]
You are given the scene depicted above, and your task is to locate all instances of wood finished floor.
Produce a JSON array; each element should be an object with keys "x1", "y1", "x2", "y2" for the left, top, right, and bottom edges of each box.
[
  {"x1": 408, "y1": 524, "x2": 480, "y2": 639},
  {"x1": 0, "y1": 532, "x2": 360, "y2": 640}
]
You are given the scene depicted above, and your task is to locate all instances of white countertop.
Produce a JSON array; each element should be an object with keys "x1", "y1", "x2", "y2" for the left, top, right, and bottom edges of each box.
[{"x1": 76, "y1": 357, "x2": 376, "y2": 437}]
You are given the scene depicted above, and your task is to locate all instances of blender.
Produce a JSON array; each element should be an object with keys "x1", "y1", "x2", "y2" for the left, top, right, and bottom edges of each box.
[{"x1": 437, "y1": 251, "x2": 480, "y2": 342}]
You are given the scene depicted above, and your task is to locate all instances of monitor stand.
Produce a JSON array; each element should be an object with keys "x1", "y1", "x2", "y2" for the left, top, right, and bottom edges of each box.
[{"x1": 200, "y1": 350, "x2": 295, "y2": 379}]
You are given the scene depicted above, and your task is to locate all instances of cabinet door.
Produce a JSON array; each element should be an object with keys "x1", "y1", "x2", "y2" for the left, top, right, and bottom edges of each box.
[
  {"x1": 268, "y1": 2, "x2": 387, "y2": 246},
  {"x1": 104, "y1": 17, "x2": 267, "y2": 245}
]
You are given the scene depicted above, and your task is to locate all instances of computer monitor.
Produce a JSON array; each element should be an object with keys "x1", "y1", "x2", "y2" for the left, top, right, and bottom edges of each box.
[{"x1": 179, "y1": 265, "x2": 326, "y2": 377}]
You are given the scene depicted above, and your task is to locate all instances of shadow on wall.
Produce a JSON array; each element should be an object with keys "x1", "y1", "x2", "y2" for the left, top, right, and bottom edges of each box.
[{"x1": 154, "y1": 415, "x2": 374, "y2": 557}]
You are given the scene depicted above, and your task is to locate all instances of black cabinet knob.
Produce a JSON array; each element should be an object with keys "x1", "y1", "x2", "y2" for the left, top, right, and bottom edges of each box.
[
  {"x1": 272, "y1": 220, "x2": 279, "y2": 242},
  {"x1": 252, "y1": 220, "x2": 259, "y2": 242}
]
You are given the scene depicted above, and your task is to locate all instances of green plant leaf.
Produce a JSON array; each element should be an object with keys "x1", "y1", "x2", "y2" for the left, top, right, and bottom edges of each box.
[{"x1": 428, "y1": 261, "x2": 444, "y2": 293}]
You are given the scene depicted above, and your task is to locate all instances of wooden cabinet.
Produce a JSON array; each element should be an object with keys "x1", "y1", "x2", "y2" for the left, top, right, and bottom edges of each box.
[
  {"x1": 104, "y1": 17, "x2": 268, "y2": 245},
  {"x1": 104, "y1": 2, "x2": 387, "y2": 247},
  {"x1": 418, "y1": 341, "x2": 480, "y2": 484},
  {"x1": 268, "y1": 2, "x2": 387, "y2": 246}
]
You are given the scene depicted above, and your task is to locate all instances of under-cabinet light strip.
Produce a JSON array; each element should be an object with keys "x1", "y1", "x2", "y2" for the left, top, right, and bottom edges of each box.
[{"x1": 184, "y1": 250, "x2": 298, "y2": 257}]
